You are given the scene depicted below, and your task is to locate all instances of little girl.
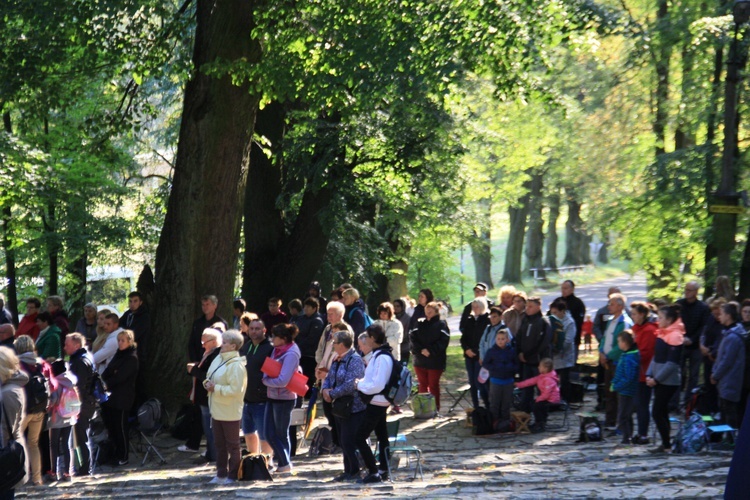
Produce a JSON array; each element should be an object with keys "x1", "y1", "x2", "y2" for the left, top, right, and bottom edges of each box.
[
  {"x1": 515, "y1": 358, "x2": 560, "y2": 432},
  {"x1": 46, "y1": 360, "x2": 80, "y2": 482}
]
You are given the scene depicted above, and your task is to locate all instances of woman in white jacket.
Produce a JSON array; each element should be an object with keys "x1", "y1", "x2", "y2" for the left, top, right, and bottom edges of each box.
[
  {"x1": 374, "y1": 303, "x2": 403, "y2": 362},
  {"x1": 354, "y1": 324, "x2": 394, "y2": 484},
  {"x1": 204, "y1": 330, "x2": 247, "y2": 484}
]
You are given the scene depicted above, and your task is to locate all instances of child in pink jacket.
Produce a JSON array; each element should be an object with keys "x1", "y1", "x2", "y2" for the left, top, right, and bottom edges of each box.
[{"x1": 515, "y1": 358, "x2": 560, "y2": 432}]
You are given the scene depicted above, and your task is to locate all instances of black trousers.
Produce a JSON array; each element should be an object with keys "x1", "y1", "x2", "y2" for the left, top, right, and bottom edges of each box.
[
  {"x1": 353, "y1": 405, "x2": 389, "y2": 474},
  {"x1": 322, "y1": 400, "x2": 340, "y2": 447},
  {"x1": 652, "y1": 384, "x2": 679, "y2": 449},
  {"x1": 102, "y1": 404, "x2": 129, "y2": 462}
]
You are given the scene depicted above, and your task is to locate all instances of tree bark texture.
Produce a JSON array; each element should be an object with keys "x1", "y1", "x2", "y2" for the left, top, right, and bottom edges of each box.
[
  {"x1": 501, "y1": 177, "x2": 532, "y2": 283},
  {"x1": 563, "y1": 195, "x2": 589, "y2": 266},
  {"x1": 524, "y1": 173, "x2": 545, "y2": 274},
  {"x1": 543, "y1": 189, "x2": 560, "y2": 271},
  {"x1": 243, "y1": 108, "x2": 341, "y2": 313},
  {"x1": 597, "y1": 232, "x2": 609, "y2": 264},
  {"x1": 1, "y1": 112, "x2": 18, "y2": 324},
  {"x1": 469, "y1": 200, "x2": 494, "y2": 288},
  {"x1": 652, "y1": 0, "x2": 671, "y2": 157},
  {"x1": 150, "y1": 0, "x2": 262, "y2": 409}
]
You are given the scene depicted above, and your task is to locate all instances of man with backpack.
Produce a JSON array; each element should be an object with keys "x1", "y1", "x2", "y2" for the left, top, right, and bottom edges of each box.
[{"x1": 65, "y1": 332, "x2": 96, "y2": 476}]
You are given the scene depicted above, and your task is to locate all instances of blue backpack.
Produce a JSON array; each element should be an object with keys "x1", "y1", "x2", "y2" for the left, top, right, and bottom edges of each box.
[{"x1": 348, "y1": 307, "x2": 374, "y2": 329}]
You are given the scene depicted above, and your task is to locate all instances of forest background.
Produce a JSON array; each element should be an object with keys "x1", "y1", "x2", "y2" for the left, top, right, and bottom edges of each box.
[{"x1": 2, "y1": 0, "x2": 750, "y2": 406}]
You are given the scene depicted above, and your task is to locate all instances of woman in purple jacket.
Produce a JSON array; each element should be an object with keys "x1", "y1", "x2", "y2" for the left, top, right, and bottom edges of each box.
[{"x1": 262, "y1": 323, "x2": 301, "y2": 475}]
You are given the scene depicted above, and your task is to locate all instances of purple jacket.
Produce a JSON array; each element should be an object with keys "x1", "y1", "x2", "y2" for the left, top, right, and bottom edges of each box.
[{"x1": 262, "y1": 343, "x2": 301, "y2": 401}]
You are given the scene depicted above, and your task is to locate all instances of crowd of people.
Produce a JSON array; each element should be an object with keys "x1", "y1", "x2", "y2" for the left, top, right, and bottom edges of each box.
[{"x1": 0, "y1": 273, "x2": 748, "y2": 495}]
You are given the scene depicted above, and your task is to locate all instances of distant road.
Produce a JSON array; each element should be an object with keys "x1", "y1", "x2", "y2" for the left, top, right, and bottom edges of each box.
[{"x1": 447, "y1": 274, "x2": 647, "y2": 336}]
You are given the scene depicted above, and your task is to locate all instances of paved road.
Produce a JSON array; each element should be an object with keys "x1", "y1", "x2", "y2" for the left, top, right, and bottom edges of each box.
[{"x1": 448, "y1": 274, "x2": 647, "y2": 335}]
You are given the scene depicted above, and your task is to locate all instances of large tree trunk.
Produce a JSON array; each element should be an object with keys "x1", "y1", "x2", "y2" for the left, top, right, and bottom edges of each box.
[
  {"x1": 703, "y1": 46, "x2": 724, "y2": 299},
  {"x1": 501, "y1": 177, "x2": 532, "y2": 283},
  {"x1": 652, "y1": 0, "x2": 671, "y2": 157},
  {"x1": 242, "y1": 102, "x2": 286, "y2": 312},
  {"x1": 543, "y1": 189, "x2": 560, "y2": 271},
  {"x1": 597, "y1": 232, "x2": 609, "y2": 264},
  {"x1": 563, "y1": 195, "x2": 588, "y2": 266},
  {"x1": 739, "y1": 225, "x2": 750, "y2": 300},
  {"x1": 243, "y1": 111, "x2": 342, "y2": 312},
  {"x1": 149, "y1": 0, "x2": 262, "y2": 410},
  {"x1": 1, "y1": 112, "x2": 18, "y2": 324},
  {"x1": 524, "y1": 173, "x2": 545, "y2": 275},
  {"x1": 43, "y1": 202, "x2": 59, "y2": 296},
  {"x1": 469, "y1": 200, "x2": 494, "y2": 288}
]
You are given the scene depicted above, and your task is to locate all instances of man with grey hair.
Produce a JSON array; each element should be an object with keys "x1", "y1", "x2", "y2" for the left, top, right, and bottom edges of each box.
[
  {"x1": 0, "y1": 324, "x2": 15, "y2": 349},
  {"x1": 188, "y1": 295, "x2": 228, "y2": 363},
  {"x1": 677, "y1": 281, "x2": 710, "y2": 401},
  {"x1": 599, "y1": 293, "x2": 633, "y2": 430}
]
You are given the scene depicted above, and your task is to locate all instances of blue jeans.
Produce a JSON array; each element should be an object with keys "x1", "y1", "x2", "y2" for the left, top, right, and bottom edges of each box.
[
  {"x1": 264, "y1": 399, "x2": 295, "y2": 467},
  {"x1": 200, "y1": 405, "x2": 216, "y2": 461},
  {"x1": 465, "y1": 357, "x2": 489, "y2": 409},
  {"x1": 242, "y1": 402, "x2": 267, "y2": 441},
  {"x1": 635, "y1": 381, "x2": 652, "y2": 438},
  {"x1": 335, "y1": 411, "x2": 364, "y2": 475}
]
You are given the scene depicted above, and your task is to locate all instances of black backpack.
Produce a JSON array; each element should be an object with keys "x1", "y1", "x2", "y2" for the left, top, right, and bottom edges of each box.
[
  {"x1": 308, "y1": 426, "x2": 335, "y2": 457},
  {"x1": 137, "y1": 399, "x2": 163, "y2": 432},
  {"x1": 577, "y1": 416, "x2": 602, "y2": 442},
  {"x1": 25, "y1": 363, "x2": 50, "y2": 414},
  {"x1": 238, "y1": 451, "x2": 273, "y2": 481},
  {"x1": 471, "y1": 407, "x2": 495, "y2": 436}
]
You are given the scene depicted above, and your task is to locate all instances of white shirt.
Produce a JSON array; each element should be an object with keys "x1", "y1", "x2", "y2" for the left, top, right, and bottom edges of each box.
[
  {"x1": 357, "y1": 349, "x2": 394, "y2": 407},
  {"x1": 93, "y1": 328, "x2": 122, "y2": 374}
]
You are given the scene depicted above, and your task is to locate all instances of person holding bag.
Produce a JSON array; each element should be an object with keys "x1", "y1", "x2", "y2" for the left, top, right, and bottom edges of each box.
[
  {"x1": 262, "y1": 324, "x2": 302, "y2": 475},
  {"x1": 321, "y1": 330, "x2": 365, "y2": 482},
  {"x1": 203, "y1": 330, "x2": 247, "y2": 485}
]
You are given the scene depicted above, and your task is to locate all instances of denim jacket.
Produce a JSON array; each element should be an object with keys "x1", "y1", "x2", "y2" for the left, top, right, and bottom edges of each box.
[{"x1": 322, "y1": 349, "x2": 367, "y2": 413}]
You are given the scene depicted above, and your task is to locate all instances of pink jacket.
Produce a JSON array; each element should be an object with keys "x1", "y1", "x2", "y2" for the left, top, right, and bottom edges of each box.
[{"x1": 516, "y1": 370, "x2": 560, "y2": 404}]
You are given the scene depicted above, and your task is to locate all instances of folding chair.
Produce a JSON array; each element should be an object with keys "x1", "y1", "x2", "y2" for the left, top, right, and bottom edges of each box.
[
  {"x1": 382, "y1": 420, "x2": 424, "y2": 480},
  {"x1": 446, "y1": 384, "x2": 472, "y2": 414},
  {"x1": 545, "y1": 401, "x2": 570, "y2": 432},
  {"x1": 707, "y1": 425, "x2": 738, "y2": 450},
  {"x1": 136, "y1": 399, "x2": 168, "y2": 466}
]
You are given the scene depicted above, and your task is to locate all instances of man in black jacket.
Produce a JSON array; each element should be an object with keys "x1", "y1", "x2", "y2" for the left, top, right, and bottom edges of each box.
[
  {"x1": 295, "y1": 298, "x2": 325, "y2": 398},
  {"x1": 459, "y1": 283, "x2": 494, "y2": 335},
  {"x1": 242, "y1": 318, "x2": 274, "y2": 459},
  {"x1": 677, "y1": 281, "x2": 710, "y2": 401},
  {"x1": 516, "y1": 297, "x2": 551, "y2": 412},
  {"x1": 65, "y1": 332, "x2": 95, "y2": 475},
  {"x1": 187, "y1": 295, "x2": 227, "y2": 363},
  {"x1": 557, "y1": 280, "x2": 586, "y2": 354}
]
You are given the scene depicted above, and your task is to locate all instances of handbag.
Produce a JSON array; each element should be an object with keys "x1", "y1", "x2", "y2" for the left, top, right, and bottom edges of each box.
[
  {"x1": 332, "y1": 395, "x2": 354, "y2": 419},
  {"x1": 329, "y1": 355, "x2": 354, "y2": 419},
  {"x1": 0, "y1": 403, "x2": 26, "y2": 491}
]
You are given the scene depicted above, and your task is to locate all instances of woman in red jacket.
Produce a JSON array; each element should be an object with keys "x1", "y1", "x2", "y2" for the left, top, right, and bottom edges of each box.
[{"x1": 630, "y1": 301, "x2": 657, "y2": 445}]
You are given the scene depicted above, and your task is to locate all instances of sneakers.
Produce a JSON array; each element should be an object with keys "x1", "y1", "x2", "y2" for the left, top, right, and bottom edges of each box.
[
  {"x1": 178, "y1": 445, "x2": 199, "y2": 453},
  {"x1": 43, "y1": 472, "x2": 57, "y2": 483},
  {"x1": 530, "y1": 423, "x2": 546, "y2": 433},
  {"x1": 649, "y1": 446, "x2": 671, "y2": 454},
  {"x1": 334, "y1": 471, "x2": 360, "y2": 482},
  {"x1": 379, "y1": 470, "x2": 389, "y2": 482},
  {"x1": 59, "y1": 473, "x2": 72, "y2": 482},
  {"x1": 117, "y1": 459, "x2": 129, "y2": 466},
  {"x1": 358, "y1": 472, "x2": 382, "y2": 484},
  {"x1": 632, "y1": 435, "x2": 650, "y2": 445},
  {"x1": 389, "y1": 406, "x2": 403, "y2": 415},
  {"x1": 208, "y1": 476, "x2": 228, "y2": 485},
  {"x1": 276, "y1": 464, "x2": 293, "y2": 474}
]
